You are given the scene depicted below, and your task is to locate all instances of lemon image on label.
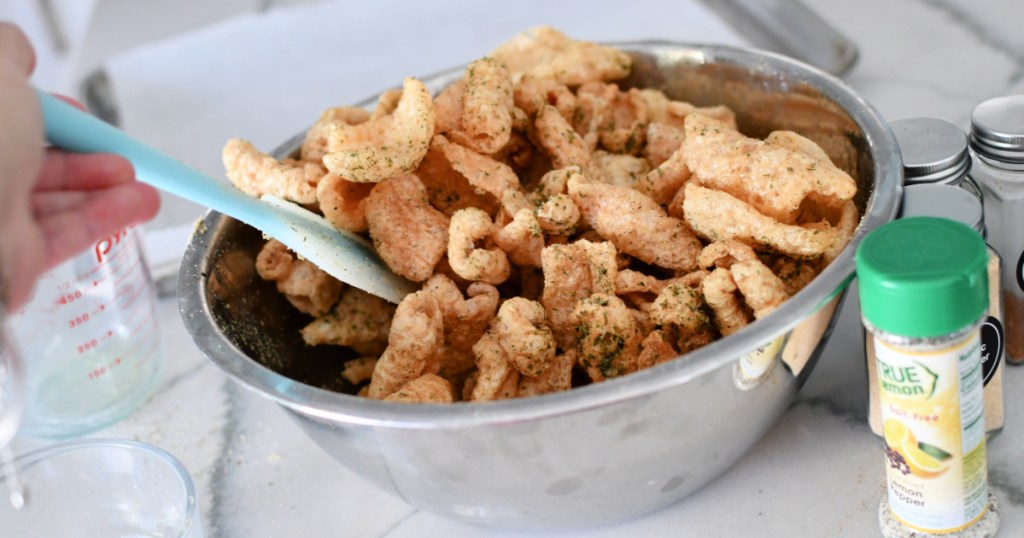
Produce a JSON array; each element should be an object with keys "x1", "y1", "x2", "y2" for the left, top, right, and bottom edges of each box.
[{"x1": 901, "y1": 436, "x2": 949, "y2": 478}]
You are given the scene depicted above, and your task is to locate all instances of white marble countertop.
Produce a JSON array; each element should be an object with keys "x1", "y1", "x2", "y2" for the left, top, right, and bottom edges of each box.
[{"x1": 10, "y1": 0, "x2": 1024, "y2": 536}]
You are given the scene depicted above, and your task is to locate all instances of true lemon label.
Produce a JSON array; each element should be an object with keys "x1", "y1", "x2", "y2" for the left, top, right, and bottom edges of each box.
[{"x1": 875, "y1": 331, "x2": 988, "y2": 533}]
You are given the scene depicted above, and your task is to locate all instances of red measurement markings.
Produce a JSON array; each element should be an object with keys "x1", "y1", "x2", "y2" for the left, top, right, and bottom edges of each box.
[
  {"x1": 67, "y1": 312, "x2": 92, "y2": 329},
  {"x1": 77, "y1": 330, "x2": 114, "y2": 355},
  {"x1": 126, "y1": 305, "x2": 156, "y2": 342}
]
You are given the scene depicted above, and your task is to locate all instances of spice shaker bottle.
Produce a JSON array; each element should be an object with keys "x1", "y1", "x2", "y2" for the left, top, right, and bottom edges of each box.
[
  {"x1": 969, "y1": 95, "x2": 1024, "y2": 364},
  {"x1": 858, "y1": 217, "x2": 999, "y2": 538},
  {"x1": 7, "y1": 227, "x2": 164, "y2": 438},
  {"x1": 867, "y1": 184, "x2": 1006, "y2": 438}
]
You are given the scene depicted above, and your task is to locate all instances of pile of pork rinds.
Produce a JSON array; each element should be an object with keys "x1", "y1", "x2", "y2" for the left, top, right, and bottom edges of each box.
[{"x1": 223, "y1": 26, "x2": 860, "y2": 405}]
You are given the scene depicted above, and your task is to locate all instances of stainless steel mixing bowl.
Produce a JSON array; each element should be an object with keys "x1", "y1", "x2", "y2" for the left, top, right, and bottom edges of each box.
[{"x1": 179, "y1": 42, "x2": 901, "y2": 530}]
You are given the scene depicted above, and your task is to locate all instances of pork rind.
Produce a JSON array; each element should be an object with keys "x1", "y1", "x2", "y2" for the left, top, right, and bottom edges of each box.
[
  {"x1": 490, "y1": 26, "x2": 631, "y2": 86},
  {"x1": 255, "y1": 239, "x2": 343, "y2": 317},
  {"x1": 569, "y1": 173, "x2": 702, "y2": 271},
  {"x1": 301, "y1": 106, "x2": 371, "y2": 162},
  {"x1": 323, "y1": 77, "x2": 435, "y2": 183},
  {"x1": 365, "y1": 174, "x2": 449, "y2": 282},
  {"x1": 301, "y1": 287, "x2": 396, "y2": 356},
  {"x1": 367, "y1": 290, "x2": 443, "y2": 399},
  {"x1": 684, "y1": 113, "x2": 857, "y2": 224},
  {"x1": 223, "y1": 139, "x2": 325, "y2": 205},
  {"x1": 229, "y1": 26, "x2": 862, "y2": 404}
]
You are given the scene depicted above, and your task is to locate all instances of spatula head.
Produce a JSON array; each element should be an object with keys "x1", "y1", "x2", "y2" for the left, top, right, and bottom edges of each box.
[{"x1": 260, "y1": 195, "x2": 417, "y2": 304}]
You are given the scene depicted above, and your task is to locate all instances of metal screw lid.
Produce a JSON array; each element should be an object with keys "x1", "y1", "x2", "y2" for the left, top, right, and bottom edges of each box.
[
  {"x1": 891, "y1": 117, "x2": 970, "y2": 184},
  {"x1": 970, "y1": 95, "x2": 1024, "y2": 164},
  {"x1": 900, "y1": 184, "x2": 985, "y2": 238}
]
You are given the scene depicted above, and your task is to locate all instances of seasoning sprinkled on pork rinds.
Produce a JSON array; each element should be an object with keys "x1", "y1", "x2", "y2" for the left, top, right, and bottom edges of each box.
[
  {"x1": 702, "y1": 267, "x2": 749, "y2": 337},
  {"x1": 569, "y1": 174, "x2": 702, "y2": 271},
  {"x1": 432, "y1": 134, "x2": 521, "y2": 200},
  {"x1": 518, "y1": 348, "x2": 575, "y2": 397},
  {"x1": 574, "y1": 293, "x2": 644, "y2": 382},
  {"x1": 365, "y1": 174, "x2": 449, "y2": 282},
  {"x1": 324, "y1": 77, "x2": 434, "y2": 183},
  {"x1": 490, "y1": 25, "x2": 631, "y2": 86},
  {"x1": 683, "y1": 113, "x2": 856, "y2": 223},
  {"x1": 384, "y1": 373, "x2": 454, "y2": 404},
  {"x1": 367, "y1": 290, "x2": 443, "y2": 399},
  {"x1": 223, "y1": 139, "x2": 324, "y2": 204},
  {"x1": 683, "y1": 183, "x2": 840, "y2": 258},
  {"x1": 255, "y1": 239, "x2": 343, "y2": 317},
  {"x1": 541, "y1": 240, "x2": 618, "y2": 348},
  {"x1": 535, "y1": 105, "x2": 591, "y2": 170},
  {"x1": 470, "y1": 330, "x2": 520, "y2": 401},
  {"x1": 448, "y1": 57, "x2": 514, "y2": 155},
  {"x1": 301, "y1": 287, "x2": 395, "y2": 356}
]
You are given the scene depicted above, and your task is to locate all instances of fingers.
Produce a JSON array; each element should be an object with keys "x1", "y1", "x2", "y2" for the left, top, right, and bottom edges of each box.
[
  {"x1": 0, "y1": 22, "x2": 35, "y2": 75},
  {"x1": 34, "y1": 183, "x2": 160, "y2": 268},
  {"x1": 34, "y1": 150, "x2": 138, "y2": 192}
]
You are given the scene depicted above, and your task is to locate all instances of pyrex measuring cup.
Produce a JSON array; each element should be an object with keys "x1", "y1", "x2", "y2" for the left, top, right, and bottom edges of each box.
[{"x1": 7, "y1": 227, "x2": 164, "y2": 438}]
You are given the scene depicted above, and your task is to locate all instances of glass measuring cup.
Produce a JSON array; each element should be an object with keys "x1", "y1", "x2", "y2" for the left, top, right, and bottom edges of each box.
[{"x1": 7, "y1": 227, "x2": 164, "y2": 439}]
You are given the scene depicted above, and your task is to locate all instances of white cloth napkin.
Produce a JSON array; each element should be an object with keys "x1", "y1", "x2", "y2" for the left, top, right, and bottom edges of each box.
[{"x1": 103, "y1": 0, "x2": 744, "y2": 257}]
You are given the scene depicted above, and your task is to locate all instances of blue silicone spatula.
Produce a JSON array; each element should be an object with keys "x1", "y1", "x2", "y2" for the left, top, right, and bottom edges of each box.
[{"x1": 36, "y1": 90, "x2": 416, "y2": 304}]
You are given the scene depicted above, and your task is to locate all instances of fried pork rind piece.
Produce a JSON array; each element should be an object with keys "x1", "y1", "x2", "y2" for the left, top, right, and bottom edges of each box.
[
  {"x1": 581, "y1": 84, "x2": 649, "y2": 155},
  {"x1": 494, "y1": 297, "x2": 557, "y2": 377},
  {"x1": 569, "y1": 174, "x2": 702, "y2": 271},
  {"x1": 702, "y1": 267, "x2": 750, "y2": 337},
  {"x1": 371, "y1": 88, "x2": 404, "y2": 120},
  {"x1": 638, "y1": 147, "x2": 690, "y2": 206},
  {"x1": 494, "y1": 209, "x2": 545, "y2": 267},
  {"x1": 535, "y1": 193, "x2": 580, "y2": 235},
  {"x1": 541, "y1": 240, "x2": 618, "y2": 348},
  {"x1": 649, "y1": 282, "x2": 709, "y2": 333},
  {"x1": 324, "y1": 77, "x2": 435, "y2": 183},
  {"x1": 431, "y1": 134, "x2": 521, "y2": 201},
  {"x1": 470, "y1": 330, "x2": 520, "y2": 401},
  {"x1": 415, "y1": 139, "x2": 498, "y2": 216},
  {"x1": 255, "y1": 239, "x2": 343, "y2": 317},
  {"x1": 448, "y1": 57, "x2": 514, "y2": 155},
  {"x1": 423, "y1": 275, "x2": 499, "y2": 388},
  {"x1": 518, "y1": 348, "x2": 576, "y2": 397},
  {"x1": 223, "y1": 139, "x2": 325, "y2": 205},
  {"x1": 384, "y1": 373, "x2": 454, "y2": 404},
  {"x1": 637, "y1": 89, "x2": 738, "y2": 129},
  {"x1": 535, "y1": 105, "x2": 591, "y2": 170},
  {"x1": 683, "y1": 183, "x2": 840, "y2": 258},
  {"x1": 574, "y1": 294, "x2": 644, "y2": 382},
  {"x1": 301, "y1": 287, "x2": 396, "y2": 356},
  {"x1": 365, "y1": 174, "x2": 450, "y2": 282},
  {"x1": 367, "y1": 290, "x2": 444, "y2": 399},
  {"x1": 589, "y1": 151, "x2": 651, "y2": 189},
  {"x1": 301, "y1": 107, "x2": 371, "y2": 162},
  {"x1": 433, "y1": 79, "x2": 466, "y2": 136},
  {"x1": 341, "y1": 357, "x2": 378, "y2": 385},
  {"x1": 699, "y1": 240, "x2": 791, "y2": 320},
  {"x1": 683, "y1": 113, "x2": 857, "y2": 223},
  {"x1": 317, "y1": 174, "x2": 375, "y2": 233},
  {"x1": 490, "y1": 26, "x2": 632, "y2": 86},
  {"x1": 448, "y1": 208, "x2": 511, "y2": 284},
  {"x1": 643, "y1": 122, "x2": 685, "y2": 167},
  {"x1": 731, "y1": 261, "x2": 790, "y2": 319},
  {"x1": 822, "y1": 200, "x2": 859, "y2": 263},
  {"x1": 637, "y1": 329, "x2": 679, "y2": 369},
  {"x1": 513, "y1": 76, "x2": 576, "y2": 120}
]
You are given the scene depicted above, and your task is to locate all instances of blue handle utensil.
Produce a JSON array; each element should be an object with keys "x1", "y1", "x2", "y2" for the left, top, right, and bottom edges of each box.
[{"x1": 36, "y1": 91, "x2": 415, "y2": 304}]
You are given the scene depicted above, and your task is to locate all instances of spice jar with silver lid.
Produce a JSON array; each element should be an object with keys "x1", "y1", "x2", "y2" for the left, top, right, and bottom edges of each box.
[
  {"x1": 969, "y1": 95, "x2": 1024, "y2": 364},
  {"x1": 891, "y1": 116, "x2": 980, "y2": 195}
]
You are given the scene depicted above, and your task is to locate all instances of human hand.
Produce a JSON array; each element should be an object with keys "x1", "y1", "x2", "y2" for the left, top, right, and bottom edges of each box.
[{"x1": 0, "y1": 22, "x2": 160, "y2": 309}]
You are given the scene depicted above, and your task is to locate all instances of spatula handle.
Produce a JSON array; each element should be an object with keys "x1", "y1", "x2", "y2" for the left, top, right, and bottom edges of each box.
[{"x1": 36, "y1": 90, "x2": 270, "y2": 230}]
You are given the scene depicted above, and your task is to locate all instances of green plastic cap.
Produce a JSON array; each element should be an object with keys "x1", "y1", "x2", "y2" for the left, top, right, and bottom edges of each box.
[{"x1": 856, "y1": 217, "x2": 988, "y2": 338}]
